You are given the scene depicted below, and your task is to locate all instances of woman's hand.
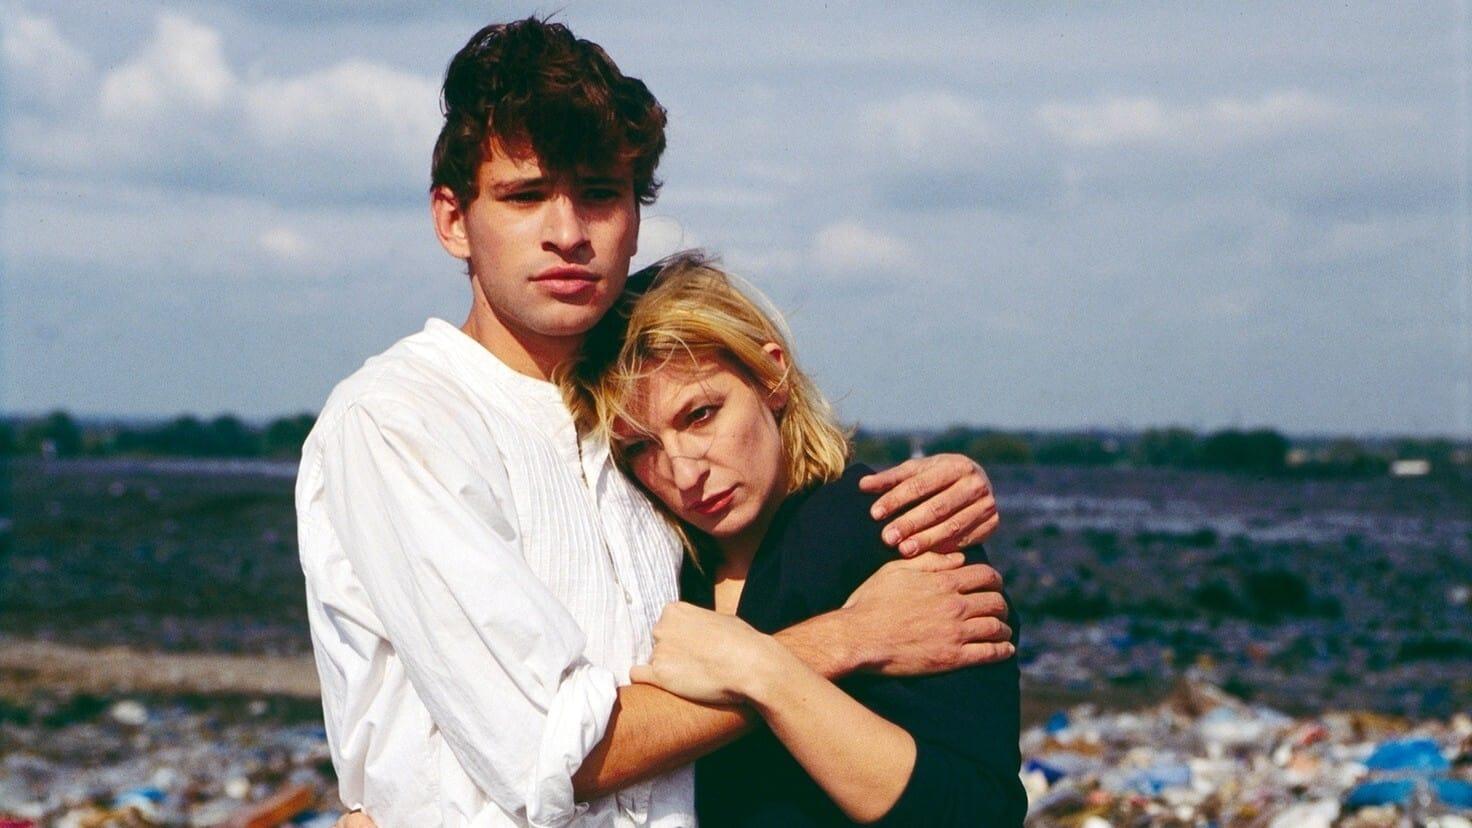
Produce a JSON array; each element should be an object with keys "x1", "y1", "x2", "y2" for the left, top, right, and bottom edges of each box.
[
  {"x1": 630, "y1": 602, "x2": 788, "y2": 704},
  {"x1": 859, "y1": 454, "x2": 1000, "y2": 556},
  {"x1": 332, "y1": 811, "x2": 374, "y2": 828}
]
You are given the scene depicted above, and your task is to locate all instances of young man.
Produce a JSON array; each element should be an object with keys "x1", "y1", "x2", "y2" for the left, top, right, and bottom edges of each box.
[{"x1": 300, "y1": 18, "x2": 1009, "y2": 827}]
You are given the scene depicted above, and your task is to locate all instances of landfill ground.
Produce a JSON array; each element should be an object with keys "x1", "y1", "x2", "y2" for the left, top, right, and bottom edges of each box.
[{"x1": 2, "y1": 458, "x2": 1469, "y2": 826}]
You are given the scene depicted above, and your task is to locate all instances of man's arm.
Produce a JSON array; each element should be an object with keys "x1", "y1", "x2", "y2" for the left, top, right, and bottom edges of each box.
[
  {"x1": 860, "y1": 454, "x2": 1001, "y2": 556},
  {"x1": 317, "y1": 402, "x2": 625, "y2": 825},
  {"x1": 573, "y1": 553, "x2": 1012, "y2": 799}
]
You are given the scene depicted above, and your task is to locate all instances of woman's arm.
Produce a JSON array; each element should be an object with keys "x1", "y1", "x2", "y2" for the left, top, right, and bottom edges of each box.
[
  {"x1": 740, "y1": 640, "x2": 919, "y2": 824},
  {"x1": 630, "y1": 604, "x2": 918, "y2": 823},
  {"x1": 633, "y1": 600, "x2": 1026, "y2": 827}
]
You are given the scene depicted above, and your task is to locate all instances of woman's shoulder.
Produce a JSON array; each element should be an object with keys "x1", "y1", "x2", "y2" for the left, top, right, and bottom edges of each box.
[
  {"x1": 771, "y1": 463, "x2": 893, "y2": 585},
  {"x1": 794, "y1": 459, "x2": 871, "y2": 518}
]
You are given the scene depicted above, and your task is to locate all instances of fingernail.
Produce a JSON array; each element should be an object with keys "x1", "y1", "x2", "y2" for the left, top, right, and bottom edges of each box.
[
  {"x1": 900, "y1": 539, "x2": 918, "y2": 556},
  {"x1": 871, "y1": 505, "x2": 886, "y2": 520},
  {"x1": 882, "y1": 527, "x2": 899, "y2": 544}
]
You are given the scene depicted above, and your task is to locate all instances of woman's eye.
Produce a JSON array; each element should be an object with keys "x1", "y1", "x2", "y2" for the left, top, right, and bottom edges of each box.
[
  {"x1": 621, "y1": 439, "x2": 649, "y2": 457},
  {"x1": 688, "y1": 405, "x2": 719, "y2": 425}
]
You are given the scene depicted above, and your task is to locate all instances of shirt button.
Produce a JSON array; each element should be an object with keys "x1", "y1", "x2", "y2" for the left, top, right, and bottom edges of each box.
[{"x1": 623, "y1": 588, "x2": 633, "y2": 604}]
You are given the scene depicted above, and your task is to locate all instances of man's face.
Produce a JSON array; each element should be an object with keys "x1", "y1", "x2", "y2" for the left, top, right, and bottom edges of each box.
[{"x1": 444, "y1": 144, "x2": 639, "y2": 351}]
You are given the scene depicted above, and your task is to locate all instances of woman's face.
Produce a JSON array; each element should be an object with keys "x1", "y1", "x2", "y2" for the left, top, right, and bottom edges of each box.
[{"x1": 616, "y1": 350, "x2": 788, "y2": 552}]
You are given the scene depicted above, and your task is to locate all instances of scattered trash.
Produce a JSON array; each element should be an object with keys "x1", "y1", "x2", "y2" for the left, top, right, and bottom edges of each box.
[
  {"x1": 1365, "y1": 738, "x2": 1451, "y2": 773},
  {"x1": 1023, "y1": 681, "x2": 1472, "y2": 826},
  {"x1": 110, "y1": 699, "x2": 150, "y2": 727},
  {"x1": 1345, "y1": 779, "x2": 1415, "y2": 808},
  {"x1": 222, "y1": 782, "x2": 315, "y2": 828},
  {"x1": 0, "y1": 696, "x2": 339, "y2": 827}
]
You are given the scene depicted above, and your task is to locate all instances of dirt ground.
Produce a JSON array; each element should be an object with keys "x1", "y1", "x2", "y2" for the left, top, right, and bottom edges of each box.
[{"x1": 0, "y1": 638, "x2": 321, "y2": 701}]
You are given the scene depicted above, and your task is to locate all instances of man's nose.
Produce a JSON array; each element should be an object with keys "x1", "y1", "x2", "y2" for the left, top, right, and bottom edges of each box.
[{"x1": 541, "y1": 194, "x2": 590, "y2": 255}]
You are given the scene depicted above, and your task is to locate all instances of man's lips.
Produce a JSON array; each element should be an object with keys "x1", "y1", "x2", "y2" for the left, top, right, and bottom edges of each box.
[
  {"x1": 687, "y1": 486, "x2": 735, "y2": 517},
  {"x1": 532, "y1": 267, "x2": 600, "y2": 297},
  {"x1": 533, "y1": 266, "x2": 600, "y2": 282}
]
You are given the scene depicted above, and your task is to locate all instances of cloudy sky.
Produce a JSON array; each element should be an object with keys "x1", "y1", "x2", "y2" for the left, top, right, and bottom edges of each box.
[{"x1": 3, "y1": 2, "x2": 1469, "y2": 436}]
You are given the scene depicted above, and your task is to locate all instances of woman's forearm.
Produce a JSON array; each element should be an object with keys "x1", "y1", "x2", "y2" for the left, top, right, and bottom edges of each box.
[{"x1": 740, "y1": 644, "x2": 918, "y2": 824}]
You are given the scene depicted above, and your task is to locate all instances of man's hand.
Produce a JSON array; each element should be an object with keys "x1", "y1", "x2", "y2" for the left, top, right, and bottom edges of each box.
[
  {"x1": 630, "y1": 603, "x2": 788, "y2": 704},
  {"x1": 859, "y1": 454, "x2": 999, "y2": 557},
  {"x1": 841, "y1": 551, "x2": 1012, "y2": 675}
]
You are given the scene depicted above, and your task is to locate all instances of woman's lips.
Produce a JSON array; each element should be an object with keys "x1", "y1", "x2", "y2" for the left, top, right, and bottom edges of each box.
[{"x1": 688, "y1": 486, "x2": 735, "y2": 517}]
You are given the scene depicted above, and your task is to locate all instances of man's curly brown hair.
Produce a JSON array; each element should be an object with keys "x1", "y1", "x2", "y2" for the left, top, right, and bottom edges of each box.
[{"x1": 431, "y1": 17, "x2": 668, "y2": 207}]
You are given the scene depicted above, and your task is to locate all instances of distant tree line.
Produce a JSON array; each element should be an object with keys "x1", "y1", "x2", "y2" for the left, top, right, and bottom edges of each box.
[
  {"x1": 1, "y1": 411, "x2": 315, "y2": 459},
  {"x1": 3, "y1": 411, "x2": 1467, "y2": 475},
  {"x1": 853, "y1": 425, "x2": 1470, "y2": 477}
]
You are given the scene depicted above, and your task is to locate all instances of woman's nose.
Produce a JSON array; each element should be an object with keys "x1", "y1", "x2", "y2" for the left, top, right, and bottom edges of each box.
[{"x1": 668, "y1": 452, "x2": 709, "y2": 491}]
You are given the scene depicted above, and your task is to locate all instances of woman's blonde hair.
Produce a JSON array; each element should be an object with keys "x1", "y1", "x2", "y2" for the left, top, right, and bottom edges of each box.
[{"x1": 563, "y1": 250, "x2": 851, "y2": 508}]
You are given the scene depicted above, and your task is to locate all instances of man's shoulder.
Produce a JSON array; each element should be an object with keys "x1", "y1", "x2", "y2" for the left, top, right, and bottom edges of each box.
[{"x1": 304, "y1": 322, "x2": 496, "y2": 458}]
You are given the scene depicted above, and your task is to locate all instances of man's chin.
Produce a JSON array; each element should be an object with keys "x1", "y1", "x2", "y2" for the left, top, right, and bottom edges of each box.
[{"x1": 530, "y1": 308, "x2": 608, "y2": 339}]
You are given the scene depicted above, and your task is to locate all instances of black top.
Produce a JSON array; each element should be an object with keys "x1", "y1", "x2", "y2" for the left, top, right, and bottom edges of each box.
[{"x1": 681, "y1": 464, "x2": 1026, "y2": 827}]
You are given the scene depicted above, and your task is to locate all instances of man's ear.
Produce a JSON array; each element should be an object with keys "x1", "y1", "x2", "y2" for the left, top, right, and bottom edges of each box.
[
  {"x1": 431, "y1": 185, "x2": 471, "y2": 260},
  {"x1": 762, "y1": 342, "x2": 790, "y2": 411}
]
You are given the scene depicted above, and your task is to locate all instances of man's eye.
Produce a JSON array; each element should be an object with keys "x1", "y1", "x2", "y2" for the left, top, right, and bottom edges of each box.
[
  {"x1": 505, "y1": 190, "x2": 544, "y2": 203},
  {"x1": 583, "y1": 187, "x2": 622, "y2": 202}
]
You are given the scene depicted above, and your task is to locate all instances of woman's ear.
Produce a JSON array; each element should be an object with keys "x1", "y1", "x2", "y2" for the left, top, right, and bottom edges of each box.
[{"x1": 762, "y1": 342, "x2": 790, "y2": 411}]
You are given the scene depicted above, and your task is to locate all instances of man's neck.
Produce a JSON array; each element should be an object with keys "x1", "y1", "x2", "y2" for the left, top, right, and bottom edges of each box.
[{"x1": 461, "y1": 290, "x2": 581, "y2": 382}]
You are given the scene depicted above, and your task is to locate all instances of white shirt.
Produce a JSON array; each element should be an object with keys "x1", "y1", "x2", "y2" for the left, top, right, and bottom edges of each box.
[{"x1": 296, "y1": 318, "x2": 693, "y2": 827}]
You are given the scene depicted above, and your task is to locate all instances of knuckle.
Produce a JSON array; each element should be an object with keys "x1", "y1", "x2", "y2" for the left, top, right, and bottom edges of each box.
[
  {"x1": 900, "y1": 478, "x2": 922, "y2": 500},
  {"x1": 891, "y1": 516, "x2": 918, "y2": 538},
  {"x1": 925, "y1": 499, "x2": 947, "y2": 524}
]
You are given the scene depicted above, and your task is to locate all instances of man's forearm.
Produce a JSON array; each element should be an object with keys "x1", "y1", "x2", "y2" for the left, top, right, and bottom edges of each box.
[
  {"x1": 571, "y1": 683, "x2": 755, "y2": 800},
  {"x1": 570, "y1": 609, "x2": 866, "y2": 800},
  {"x1": 771, "y1": 607, "x2": 870, "y2": 679}
]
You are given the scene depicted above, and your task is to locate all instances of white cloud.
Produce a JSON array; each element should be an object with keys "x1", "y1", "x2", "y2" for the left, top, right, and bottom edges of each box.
[
  {"x1": 633, "y1": 215, "x2": 700, "y2": 268},
  {"x1": 99, "y1": 14, "x2": 235, "y2": 120},
  {"x1": 243, "y1": 59, "x2": 440, "y2": 185},
  {"x1": 258, "y1": 226, "x2": 312, "y2": 262},
  {"x1": 9, "y1": 11, "x2": 439, "y2": 204},
  {"x1": 859, "y1": 90, "x2": 989, "y2": 162},
  {"x1": 1, "y1": 6, "x2": 94, "y2": 109},
  {"x1": 1037, "y1": 90, "x2": 1341, "y2": 149},
  {"x1": 811, "y1": 220, "x2": 911, "y2": 274}
]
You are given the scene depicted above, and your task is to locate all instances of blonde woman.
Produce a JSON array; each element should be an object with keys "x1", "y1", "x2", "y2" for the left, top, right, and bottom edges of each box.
[{"x1": 568, "y1": 252, "x2": 1024, "y2": 827}]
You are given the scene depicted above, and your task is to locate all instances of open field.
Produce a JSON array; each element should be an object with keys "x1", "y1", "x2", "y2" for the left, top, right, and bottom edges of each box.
[
  {"x1": 5, "y1": 457, "x2": 1469, "y2": 715},
  {"x1": 3, "y1": 457, "x2": 1470, "y2": 824}
]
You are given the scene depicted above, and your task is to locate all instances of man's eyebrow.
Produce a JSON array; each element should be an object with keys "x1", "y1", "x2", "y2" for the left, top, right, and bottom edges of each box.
[
  {"x1": 487, "y1": 176, "x2": 548, "y2": 195},
  {"x1": 577, "y1": 174, "x2": 628, "y2": 187}
]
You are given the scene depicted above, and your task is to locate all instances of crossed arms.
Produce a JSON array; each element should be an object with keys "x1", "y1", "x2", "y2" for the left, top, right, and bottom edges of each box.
[{"x1": 307, "y1": 403, "x2": 1006, "y2": 824}]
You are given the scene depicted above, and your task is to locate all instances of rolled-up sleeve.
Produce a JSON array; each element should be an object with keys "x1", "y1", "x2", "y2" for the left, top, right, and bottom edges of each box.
[{"x1": 321, "y1": 400, "x2": 616, "y2": 826}]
